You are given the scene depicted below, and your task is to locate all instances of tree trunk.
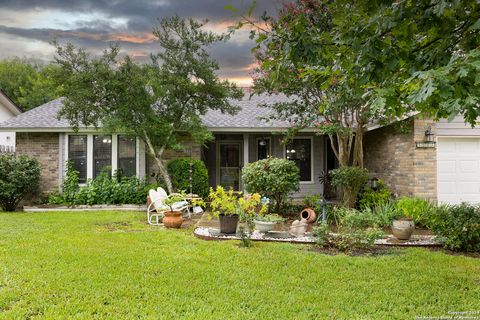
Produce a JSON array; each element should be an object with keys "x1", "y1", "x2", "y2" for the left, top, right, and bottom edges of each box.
[
  {"x1": 352, "y1": 126, "x2": 364, "y2": 168},
  {"x1": 329, "y1": 127, "x2": 365, "y2": 208},
  {"x1": 142, "y1": 130, "x2": 173, "y2": 194},
  {"x1": 154, "y1": 156, "x2": 173, "y2": 194}
]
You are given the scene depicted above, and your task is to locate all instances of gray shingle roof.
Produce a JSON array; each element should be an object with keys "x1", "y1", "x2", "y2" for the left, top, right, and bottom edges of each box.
[
  {"x1": 201, "y1": 92, "x2": 291, "y2": 129},
  {"x1": 0, "y1": 98, "x2": 70, "y2": 130},
  {"x1": 0, "y1": 92, "x2": 294, "y2": 131}
]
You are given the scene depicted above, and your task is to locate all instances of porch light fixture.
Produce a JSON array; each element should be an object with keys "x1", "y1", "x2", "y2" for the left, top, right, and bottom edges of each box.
[
  {"x1": 424, "y1": 126, "x2": 435, "y2": 143},
  {"x1": 259, "y1": 137, "x2": 267, "y2": 146},
  {"x1": 415, "y1": 126, "x2": 436, "y2": 148}
]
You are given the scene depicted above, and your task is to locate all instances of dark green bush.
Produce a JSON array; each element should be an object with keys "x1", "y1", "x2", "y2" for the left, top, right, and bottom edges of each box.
[
  {"x1": 0, "y1": 154, "x2": 41, "y2": 211},
  {"x1": 167, "y1": 158, "x2": 209, "y2": 198},
  {"x1": 242, "y1": 157, "x2": 300, "y2": 213},
  {"x1": 430, "y1": 203, "x2": 480, "y2": 252},
  {"x1": 359, "y1": 180, "x2": 391, "y2": 209},
  {"x1": 330, "y1": 167, "x2": 369, "y2": 208},
  {"x1": 48, "y1": 164, "x2": 157, "y2": 205}
]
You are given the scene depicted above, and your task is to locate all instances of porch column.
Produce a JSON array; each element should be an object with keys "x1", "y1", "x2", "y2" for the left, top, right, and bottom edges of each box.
[
  {"x1": 243, "y1": 133, "x2": 249, "y2": 166},
  {"x1": 242, "y1": 133, "x2": 249, "y2": 192}
]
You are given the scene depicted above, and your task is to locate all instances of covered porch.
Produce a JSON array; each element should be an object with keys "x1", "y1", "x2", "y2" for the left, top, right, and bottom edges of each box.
[{"x1": 201, "y1": 132, "x2": 333, "y2": 198}]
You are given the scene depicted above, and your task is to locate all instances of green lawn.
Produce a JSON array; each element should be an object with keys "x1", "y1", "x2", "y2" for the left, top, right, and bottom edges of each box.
[{"x1": 0, "y1": 211, "x2": 479, "y2": 319}]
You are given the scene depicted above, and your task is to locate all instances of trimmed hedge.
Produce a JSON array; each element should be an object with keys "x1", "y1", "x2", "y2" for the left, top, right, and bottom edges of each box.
[
  {"x1": 167, "y1": 158, "x2": 209, "y2": 198},
  {"x1": 242, "y1": 157, "x2": 300, "y2": 213}
]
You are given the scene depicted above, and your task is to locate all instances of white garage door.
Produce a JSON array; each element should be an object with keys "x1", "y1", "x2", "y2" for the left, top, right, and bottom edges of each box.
[{"x1": 437, "y1": 137, "x2": 480, "y2": 204}]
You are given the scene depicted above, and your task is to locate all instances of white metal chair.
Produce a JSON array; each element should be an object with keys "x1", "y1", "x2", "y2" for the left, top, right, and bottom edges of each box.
[{"x1": 146, "y1": 189, "x2": 190, "y2": 225}]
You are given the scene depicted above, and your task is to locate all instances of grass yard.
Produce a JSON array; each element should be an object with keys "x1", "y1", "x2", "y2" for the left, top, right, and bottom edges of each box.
[{"x1": 0, "y1": 211, "x2": 479, "y2": 319}]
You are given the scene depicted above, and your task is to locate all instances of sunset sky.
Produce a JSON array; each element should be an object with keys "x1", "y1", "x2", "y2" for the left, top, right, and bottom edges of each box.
[{"x1": 0, "y1": 0, "x2": 284, "y2": 86}]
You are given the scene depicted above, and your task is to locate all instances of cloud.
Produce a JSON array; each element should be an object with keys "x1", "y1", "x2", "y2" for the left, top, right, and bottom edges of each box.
[{"x1": 0, "y1": 0, "x2": 287, "y2": 84}]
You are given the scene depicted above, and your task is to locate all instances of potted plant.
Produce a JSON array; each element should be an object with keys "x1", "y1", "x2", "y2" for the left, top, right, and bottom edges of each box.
[
  {"x1": 254, "y1": 214, "x2": 285, "y2": 233},
  {"x1": 209, "y1": 186, "x2": 240, "y2": 234},
  {"x1": 391, "y1": 201, "x2": 415, "y2": 240},
  {"x1": 209, "y1": 187, "x2": 266, "y2": 234},
  {"x1": 162, "y1": 192, "x2": 188, "y2": 229}
]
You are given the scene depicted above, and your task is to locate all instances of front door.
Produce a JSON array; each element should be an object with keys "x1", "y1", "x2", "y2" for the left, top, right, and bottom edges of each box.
[{"x1": 217, "y1": 142, "x2": 241, "y2": 190}]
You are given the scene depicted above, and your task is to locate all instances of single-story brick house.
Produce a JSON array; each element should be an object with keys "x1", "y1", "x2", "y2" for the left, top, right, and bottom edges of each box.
[{"x1": 0, "y1": 91, "x2": 479, "y2": 204}]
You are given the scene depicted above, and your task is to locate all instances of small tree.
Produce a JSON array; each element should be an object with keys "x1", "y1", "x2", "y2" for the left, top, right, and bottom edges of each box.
[
  {"x1": 53, "y1": 16, "x2": 242, "y2": 193},
  {"x1": 242, "y1": 157, "x2": 300, "y2": 213},
  {"x1": 330, "y1": 167, "x2": 369, "y2": 208},
  {"x1": 0, "y1": 154, "x2": 40, "y2": 211}
]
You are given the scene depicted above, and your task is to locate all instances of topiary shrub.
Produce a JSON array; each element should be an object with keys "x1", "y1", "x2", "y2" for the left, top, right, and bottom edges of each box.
[
  {"x1": 430, "y1": 203, "x2": 480, "y2": 252},
  {"x1": 330, "y1": 167, "x2": 369, "y2": 208},
  {"x1": 242, "y1": 157, "x2": 300, "y2": 213},
  {"x1": 0, "y1": 154, "x2": 40, "y2": 211},
  {"x1": 167, "y1": 158, "x2": 209, "y2": 198}
]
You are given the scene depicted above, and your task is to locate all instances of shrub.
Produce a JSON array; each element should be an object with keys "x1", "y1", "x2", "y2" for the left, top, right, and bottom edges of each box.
[
  {"x1": 370, "y1": 201, "x2": 400, "y2": 228},
  {"x1": 242, "y1": 157, "x2": 300, "y2": 213},
  {"x1": 314, "y1": 222, "x2": 329, "y2": 247},
  {"x1": 341, "y1": 208, "x2": 377, "y2": 230},
  {"x1": 330, "y1": 167, "x2": 369, "y2": 208},
  {"x1": 303, "y1": 194, "x2": 322, "y2": 211},
  {"x1": 316, "y1": 206, "x2": 384, "y2": 252},
  {"x1": 0, "y1": 154, "x2": 41, "y2": 211},
  {"x1": 430, "y1": 203, "x2": 480, "y2": 252},
  {"x1": 359, "y1": 180, "x2": 391, "y2": 209},
  {"x1": 167, "y1": 158, "x2": 209, "y2": 198},
  {"x1": 48, "y1": 164, "x2": 157, "y2": 205},
  {"x1": 396, "y1": 197, "x2": 434, "y2": 226}
]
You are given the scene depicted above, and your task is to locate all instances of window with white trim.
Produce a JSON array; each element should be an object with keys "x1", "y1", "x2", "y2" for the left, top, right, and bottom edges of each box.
[
  {"x1": 118, "y1": 135, "x2": 137, "y2": 177},
  {"x1": 93, "y1": 135, "x2": 112, "y2": 178},
  {"x1": 285, "y1": 138, "x2": 312, "y2": 182},
  {"x1": 68, "y1": 135, "x2": 87, "y2": 183}
]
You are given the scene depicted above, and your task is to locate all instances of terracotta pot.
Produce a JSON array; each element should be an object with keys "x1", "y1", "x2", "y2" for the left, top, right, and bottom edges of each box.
[
  {"x1": 219, "y1": 214, "x2": 239, "y2": 234},
  {"x1": 300, "y1": 207, "x2": 316, "y2": 223},
  {"x1": 163, "y1": 211, "x2": 183, "y2": 228},
  {"x1": 254, "y1": 220, "x2": 276, "y2": 233},
  {"x1": 392, "y1": 218, "x2": 415, "y2": 240}
]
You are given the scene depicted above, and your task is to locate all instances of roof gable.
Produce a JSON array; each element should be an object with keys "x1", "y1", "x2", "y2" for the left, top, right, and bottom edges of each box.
[{"x1": 0, "y1": 90, "x2": 22, "y2": 120}]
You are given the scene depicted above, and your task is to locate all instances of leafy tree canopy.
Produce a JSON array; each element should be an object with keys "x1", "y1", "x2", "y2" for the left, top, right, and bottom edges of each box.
[
  {"x1": 0, "y1": 58, "x2": 62, "y2": 110},
  {"x1": 232, "y1": 0, "x2": 480, "y2": 169}
]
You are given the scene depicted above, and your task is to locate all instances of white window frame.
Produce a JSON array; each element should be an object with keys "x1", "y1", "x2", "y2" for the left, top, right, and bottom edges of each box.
[
  {"x1": 256, "y1": 137, "x2": 272, "y2": 160},
  {"x1": 283, "y1": 136, "x2": 314, "y2": 184},
  {"x1": 65, "y1": 133, "x2": 141, "y2": 184}
]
